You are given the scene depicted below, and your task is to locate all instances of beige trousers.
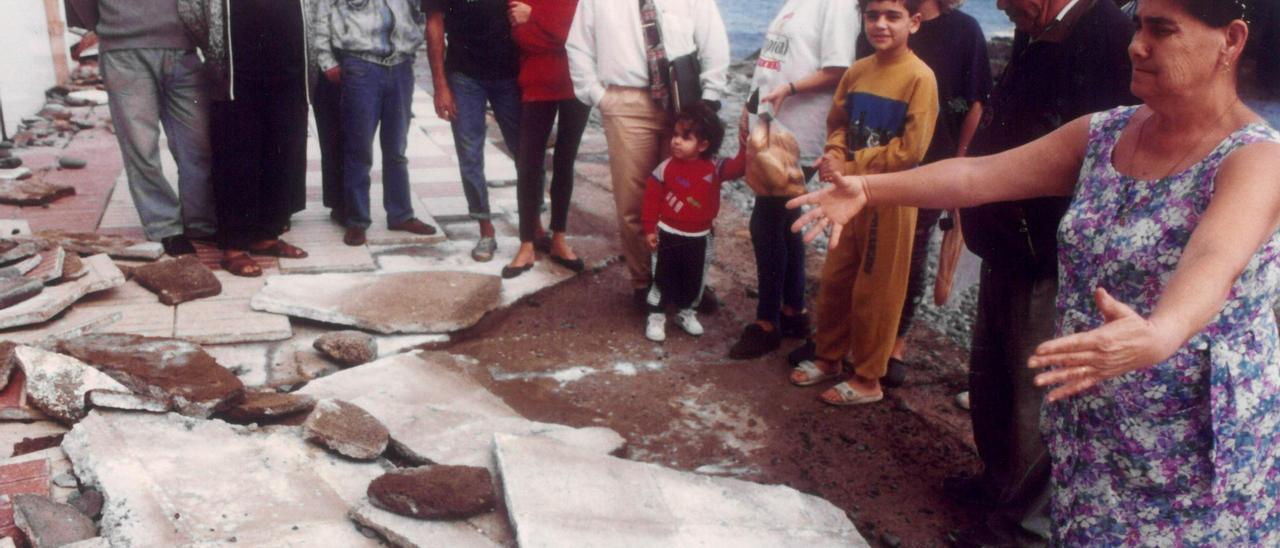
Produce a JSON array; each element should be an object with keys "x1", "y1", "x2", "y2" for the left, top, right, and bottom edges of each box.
[{"x1": 600, "y1": 86, "x2": 670, "y2": 289}]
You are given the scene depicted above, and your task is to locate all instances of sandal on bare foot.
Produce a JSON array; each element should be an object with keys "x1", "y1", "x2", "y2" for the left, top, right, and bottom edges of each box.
[
  {"x1": 819, "y1": 381, "x2": 883, "y2": 406},
  {"x1": 220, "y1": 252, "x2": 262, "y2": 277},
  {"x1": 248, "y1": 239, "x2": 308, "y2": 259},
  {"x1": 790, "y1": 360, "x2": 841, "y2": 387}
]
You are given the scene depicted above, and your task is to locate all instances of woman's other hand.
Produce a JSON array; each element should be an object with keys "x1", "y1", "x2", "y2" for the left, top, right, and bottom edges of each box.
[
  {"x1": 788, "y1": 175, "x2": 870, "y2": 248},
  {"x1": 509, "y1": 1, "x2": 532, "y2": 25},
  {"x1": 760, "y1": 83, "x2": 791, "y2": 114},
  {"x1": 1029, "y1": 287, "x2": 1180, "y2": 402}
]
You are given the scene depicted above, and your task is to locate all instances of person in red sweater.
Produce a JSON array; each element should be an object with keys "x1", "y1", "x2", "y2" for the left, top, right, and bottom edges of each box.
[
  {"x1": 641, "y1": 105, "x2": 745, "y2": 341},
  {"x1": 502, "y1": 0, "x2": 592, "y2": 279}
]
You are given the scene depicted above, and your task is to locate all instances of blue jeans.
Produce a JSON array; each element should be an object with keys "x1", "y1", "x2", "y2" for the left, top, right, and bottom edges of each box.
[
  {"x1": 101, "y1": 49, "x2": 216, "y2": 241},
  {"x1": 341, "y1": 56, "x2": 415, "y2": 229},
  {"x1": 446, "y1": 72, "x2": 521, "y2": 220}
]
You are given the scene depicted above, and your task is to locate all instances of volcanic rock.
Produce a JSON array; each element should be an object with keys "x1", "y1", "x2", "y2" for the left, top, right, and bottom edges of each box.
[
  {"x1": 303, "y1": 399, "x2": 389, "y2": 460},
  {"x1": 367, "y1": 465, "x2": 496, "y2": 520},
  {"x1": 313, "y1": 330, "x2": 377, "y2": 367},
  {"x1": 132, "y1": 255, "x2": 221, "y2": 305}
]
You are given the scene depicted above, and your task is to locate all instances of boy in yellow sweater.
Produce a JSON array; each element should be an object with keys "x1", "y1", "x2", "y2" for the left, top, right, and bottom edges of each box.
[{"x1": 789, "y1": 0, "x2": 937, "y2": 405}]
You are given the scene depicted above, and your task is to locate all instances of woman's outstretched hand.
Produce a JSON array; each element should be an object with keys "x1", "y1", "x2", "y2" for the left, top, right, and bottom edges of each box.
[
  {"x1": 1028, "y1": 287, "x2": 1179, "y2": 402},
  {"x1": 787, "y1": 174, "x2": 869, "y2": 250}
]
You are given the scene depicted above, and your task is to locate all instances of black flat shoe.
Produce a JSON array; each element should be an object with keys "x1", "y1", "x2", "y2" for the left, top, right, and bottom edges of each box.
[
  {"x1": 501, "y1": 263, "x2": 533, "y2": 279},
  {"x1": 548, "y1": 254, "x2": 584, "y2": 272},
  {"x1": 161, "y1": 235, "x2": 196, "y2": 256}
]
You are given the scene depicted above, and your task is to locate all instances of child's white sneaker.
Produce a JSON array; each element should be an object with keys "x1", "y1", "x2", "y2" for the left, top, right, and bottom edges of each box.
[
  {"x1": 675, "y1": 309, "x2": 703, "y2": 336},
  {"x1": 645, "y1": 313, "x2": 667, "y2": 342}
]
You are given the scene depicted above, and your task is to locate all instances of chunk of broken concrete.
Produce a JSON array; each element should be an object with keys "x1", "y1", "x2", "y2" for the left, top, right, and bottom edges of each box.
[
  {"x1": 303, "y1": 399, "x2": 389, "y2": 460},
  {"x1": 0, "y1": 254, "x2": 125, "y2": 330},
  {"x1": 24, "y1": 245, "x2": 64, "y2": 284},
  {"x1": 84, "y1": 389, "x2": 169, "y2": 413},
  {"x1": 67, "y1": 489, "x2": 103, "y2": 519},
  {"x1": 0, "y1": 239, "x2": 40, "y2": 264},
  {"x1": 57, "y1": 157, "x2": 86, "y2": 170},
  {"x1": 368, "y1": 465, "x2": 495, "y2": 520},
  {"x1": 0, "y1": 252, "x2": 42, "y2": 278},
  {"x1": 131, "y1": 255, "x2": 221, "y2": 305},
  {"x1": 220, "y1": 390, "x2": 315, "y2": 423},
  {"x1": 58, "y1": 253, "x2": 85, "y2": 282},
  {"x1": 251, "y1": 271, "x2": 502, "y2": 334},
  {"x1": 0, "y1": 178, "x2": 75, "y2": 206},
  {"x1": 13, "y1": 345, "x2": 129, "y2": 424},
  {"x1": 61, "y1": 412, "x2": 382, "y2": 546},
  {"x1": 35, "y1": 231, "x2": 163, "y2": 261},
  {"x1": 494, "y1": 434, "x2": 868, "y2": 547},
  {"x1": 12, "y1": 494, "x2": 97, "y2": 547},
  {"x1": 55, "y1": 334, "x2": 243, "y2": 418},
  {"x1": 314, "y1": 330, "x2": 377, "y2": 367},
  {"x1": 0, "y1": 277, "x2": 42, "y2": 309}
]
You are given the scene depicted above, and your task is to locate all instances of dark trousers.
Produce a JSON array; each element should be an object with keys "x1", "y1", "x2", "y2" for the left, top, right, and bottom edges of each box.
[
  {"x1": 750, "y1": 196, "x2": 806, "y2": 324},
  {"x1": 210, "y1": 82, "x2": 307, "y2": 249},
  {"x1": 969, "y1": 262, "x2": 1053, "y2": 541},
  {"x1": 341, "y1": 57, "x2": 415, "y2": 229},
  {"x1": 516, "y1": 98, "x2": 591, "y2": 241},
  {"x1": 897, "y1": 207, "x2": 943, "y2": 336},
  {"x1": 647, "y1": 229, "x2": 711, "y2": 311},
  {"x1": 312, "y1": 71, "x2": 345, "y2": 214}
]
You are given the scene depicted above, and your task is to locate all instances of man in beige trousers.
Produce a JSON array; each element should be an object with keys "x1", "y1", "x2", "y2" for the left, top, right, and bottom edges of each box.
[{"x1": 565, "y1": 0, "x2": 730, "y2": 310}]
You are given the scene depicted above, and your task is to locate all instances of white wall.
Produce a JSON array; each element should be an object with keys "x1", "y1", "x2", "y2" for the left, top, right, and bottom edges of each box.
[{"x1": 0, "y1": 1, "x2": 65, "y2": 138}]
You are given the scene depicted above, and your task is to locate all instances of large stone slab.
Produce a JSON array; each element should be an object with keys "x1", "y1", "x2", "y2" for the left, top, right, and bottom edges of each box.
[
  {"x1": 12, "y1": 346, "x2": 129, "y2": 424},
  {"x1": 297, "y1": 352, "x2": 624, "y2": 470},
  {"x1": 55, "y1": 334, "x2": 244, "y2": 418},
  {"x1": 34, "y1": 232, "x2": 163, "y2": 261},
  {"x1": 0, "y1": 178, "x2": 74, "y2": 206},
  {"x1": 61, "y1": 412, "x2": 380, "y2": 547},
  {"x1": 12, "y1": 494, "x2": 97, "y2": 548},
  {"x1": 131, "y1": 256, "x2": 221, "y2": 305},
  {"x1": 0, "y1": 255, "x2": 125, "y2": 330},
  {"x1": 251, "y1": 271, "x2": 501, "y2": 334},
  {"x1": 494, "y1": 435, "x2": 868, "y2": 548}
]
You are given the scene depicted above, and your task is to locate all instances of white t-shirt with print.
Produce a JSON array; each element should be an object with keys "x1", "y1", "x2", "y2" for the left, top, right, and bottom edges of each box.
[{"x1": 750, "y1": 0, "x2": 860, "y2": 162}]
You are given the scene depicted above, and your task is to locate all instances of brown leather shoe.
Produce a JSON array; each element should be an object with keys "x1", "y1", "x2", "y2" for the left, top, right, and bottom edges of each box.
[
  {"x1": 343, "y1": 226, "x2": 367, "y2": 246},
  {"x1": 388, "y1": 217, "x2": 437, "y2": 235}
]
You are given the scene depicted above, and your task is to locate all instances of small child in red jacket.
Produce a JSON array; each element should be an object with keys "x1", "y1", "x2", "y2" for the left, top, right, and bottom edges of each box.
[{"x1": 641, "y1": 104, "x2": 746, "y2": 342}]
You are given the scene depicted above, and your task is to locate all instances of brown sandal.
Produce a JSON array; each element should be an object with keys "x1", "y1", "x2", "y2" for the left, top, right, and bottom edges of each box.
[
  {"x1": 220, "y1": 252, "x2": 262, "y2": 277},
  {"x1": 248, "y1": 239, "x2": 308, "y2": 259}
]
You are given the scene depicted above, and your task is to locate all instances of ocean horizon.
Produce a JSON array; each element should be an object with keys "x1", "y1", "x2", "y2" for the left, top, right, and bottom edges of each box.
[{"x1": 718, "y1": 0, "x2": 1016, "y2": 60}]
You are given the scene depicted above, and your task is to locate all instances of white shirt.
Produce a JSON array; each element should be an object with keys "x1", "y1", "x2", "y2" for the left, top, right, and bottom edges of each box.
[
  {"x1": 566, "y1": 0, "x2": 731, "y2": 107},
  {"x1": 751, "y1": 0, "x2": 860, "y2": 161}
]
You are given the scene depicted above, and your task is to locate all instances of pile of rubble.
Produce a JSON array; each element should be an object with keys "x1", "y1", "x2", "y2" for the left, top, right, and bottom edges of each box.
[
  {"x1": 0, "y1": 342, "x2": 866, "y2": 547},
  {"x1": 8, "y1": 88, "x2": 107, "y2": 152}
]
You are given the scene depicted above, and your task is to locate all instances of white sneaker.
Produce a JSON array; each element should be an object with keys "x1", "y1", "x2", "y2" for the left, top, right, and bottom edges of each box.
[
  {"x1": 674, "y1": 309, "x2": 703, "y2": 336},
  {"x1": 645, "y1": 313, "x2": 667, "y2": 342}
]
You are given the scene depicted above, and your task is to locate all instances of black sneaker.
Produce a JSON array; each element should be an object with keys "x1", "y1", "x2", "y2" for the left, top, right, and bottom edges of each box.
[
  {"x1": 161, "y1": 235, "x2": 196, "y2": 256},
  {"x1": 728, "y1": 323, "x2": 782, "y2": 360},
  {"x1": 779, "y1": 312, "x2": 811, "y2": 338},
  {"x1": 787, "y1": 339, "x2": 816, "y2": 367},
  {"x1": 883, "y1": 357, "x2": 908, "y2": 388},
  {"x1": 696, "y1": 286, "x2": 720, "y2": 314}
]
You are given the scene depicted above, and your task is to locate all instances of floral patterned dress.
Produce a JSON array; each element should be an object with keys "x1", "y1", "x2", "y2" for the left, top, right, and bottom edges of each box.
[{"x1": 1049, "y1": 106, "x2": 1280, "y2": 545}]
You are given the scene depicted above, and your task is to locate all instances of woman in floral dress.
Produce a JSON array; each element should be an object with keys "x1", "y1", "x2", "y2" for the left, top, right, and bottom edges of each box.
[{"x1": 787, "y1": 0, "x2": 1280, "y2": 542}]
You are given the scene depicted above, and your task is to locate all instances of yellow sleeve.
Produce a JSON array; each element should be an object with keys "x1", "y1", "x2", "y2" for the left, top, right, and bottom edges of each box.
[
  {"x1": 846, "y1": 65, "x2": 939, "y2": 175},
  {"x1": 822, "y1": 66, "x2": 858, "y2": 162}
]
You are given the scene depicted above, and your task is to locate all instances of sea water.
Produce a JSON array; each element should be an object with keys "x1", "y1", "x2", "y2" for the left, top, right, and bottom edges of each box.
[{"x1": 717, "y1": 0, "x2": 1016, "y2": 60}]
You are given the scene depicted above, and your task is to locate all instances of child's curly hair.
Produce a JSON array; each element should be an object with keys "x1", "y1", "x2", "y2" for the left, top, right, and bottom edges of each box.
[{"x1": 673, "y1": 103, "x2": 725, "y2": 159}]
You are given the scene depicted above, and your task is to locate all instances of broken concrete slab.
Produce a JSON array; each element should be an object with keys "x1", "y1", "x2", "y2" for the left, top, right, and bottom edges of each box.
[
  {"x1": 25, "y1": 245, "x2": 64, "y2": 284},
  {"x1": 62, "y1": 412, "x2": 381, "y2": 547},
  {"x1": 131, "y1": 256, "x2": 221, "y2": 305},
  {"x1": 0, "y1": 309, "x2": 122, "y2": 349},
  {"x1": 368, "y1": 465, "x2": 495, "y2": 520},
  {"x1": 59, "y1": 253, "x2": 85, "y2": 282},
  {"x1": 61, "y1": 538, "x2": 109, "y2": 548},
  {"x1": 0, "y1": 252, "x2": 42, "y2": 278},
  {"x1": 251, "y1": 271, "x2": 502, "y2": 334},
  {"x1": 0, "y1": 255, "x2": 125, "y2": 330},
  {"x1": 303, "y1": 399, "x2": 389, "y2": 460},
  {"x1": 220, "y1": 390, "x2": 315, "y2": 423},
  {"x1": 34, "y1": 231, "x2": 163, "y2": 261},
  {"x1": 12, "y1": 494, "x2": 97, "y2": 547},
  {"x1": 54, "y1": 334, "x2": 244, "y2": 418},
  {"x1": 0, "y1": 277, "x2": 42, "y2": 309},
  {"x1": 0, "y1": 178, "x2": 74, "y2": 206},
  {"x1": 0, "y1": 240, "x2": 41, "y2": 265},
  {"x1": 297, "y1": 352, "x2": 625, "y2": 470},
  {"x1": 349, "y1": 502, "x2": 506, "y2": 548},
  {"x1": 84, "y1": 390, "x2": 169, "y2": 413},
  {"x1": 13, "y1": 346, "x2": 129, "y2": 424},
  {"x1": 172, "y1": 297, "x2": 292, "y2": 345},
  {"x1": 314, "y1": 330, "x2": 377, "y2": 367}
]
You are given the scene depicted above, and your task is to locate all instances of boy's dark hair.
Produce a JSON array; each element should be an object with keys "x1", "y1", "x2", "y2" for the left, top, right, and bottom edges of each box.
[
  {"x1": 673, "y1": 103, "x2": 724, "y2": 159},
  {"x1": 858, "y1": 0, "x2": 924, "y2": 15}
]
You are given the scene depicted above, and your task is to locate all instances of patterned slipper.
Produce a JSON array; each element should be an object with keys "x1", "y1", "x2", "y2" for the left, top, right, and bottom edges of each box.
[{"x1": 819, "y1": 381, "x2": 883, "y2": 406}]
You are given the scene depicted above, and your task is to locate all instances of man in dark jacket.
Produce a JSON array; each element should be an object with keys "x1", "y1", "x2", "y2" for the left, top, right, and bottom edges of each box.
[{"x1": 947, "y1": 0, "x2": 1136, "y2": 546}]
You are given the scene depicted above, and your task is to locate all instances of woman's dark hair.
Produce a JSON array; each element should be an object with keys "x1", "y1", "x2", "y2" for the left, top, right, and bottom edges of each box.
[
  {"x1": 1172, "y1": 0, "x2": 1249, "y2": 27},
  {"x1": 673, "y1": 103, "x2": 725, "y2": 159}
]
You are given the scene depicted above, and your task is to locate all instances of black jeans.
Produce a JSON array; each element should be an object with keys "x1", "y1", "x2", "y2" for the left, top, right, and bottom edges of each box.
[
  {"x1": 312, "y1": 71, "x2": 345, "y2": 214},
  {"x1": 516, "y1": 98, "x2": 591, "y2": 241},
  {"x1": 897, "y1": 207, "x2": 943, "y2": 336},
  {"x1": 750, "y1": 196, "x2": 806, "y2": 324},
  {"x1": 647, "y1": 229, "x2": 710, "y2": 311}
]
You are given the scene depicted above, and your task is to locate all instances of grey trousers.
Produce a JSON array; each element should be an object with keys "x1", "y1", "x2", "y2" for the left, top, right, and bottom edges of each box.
[
  {"x1": 969, "y1": 261, "x2": 1054, "y2": 544},
  {"x1": 101, "y1": 48, "x2": 216, "y2": 240}
]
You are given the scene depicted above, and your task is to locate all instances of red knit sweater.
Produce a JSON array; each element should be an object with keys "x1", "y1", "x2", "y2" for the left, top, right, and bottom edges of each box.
[
  {"x1": 511, "y1": 0, "x2": 577, "y2": 102},
  {"x1": 642, "y1": 154, "x2": 747, "y2": 235}
]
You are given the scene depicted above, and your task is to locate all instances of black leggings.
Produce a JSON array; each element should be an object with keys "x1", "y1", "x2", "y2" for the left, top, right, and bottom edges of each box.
[{"x1": 516, "y1": 98, "x2": 591, "y2": 242}]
